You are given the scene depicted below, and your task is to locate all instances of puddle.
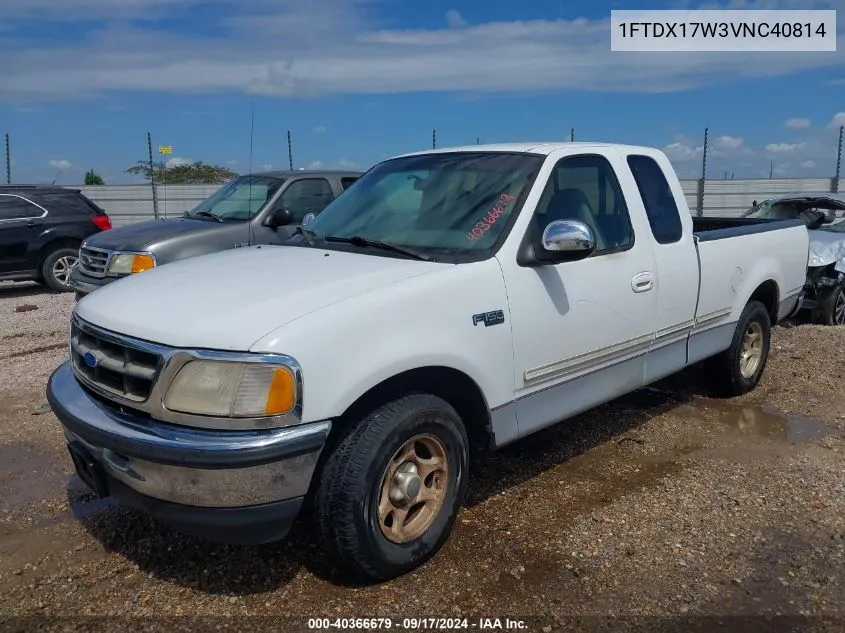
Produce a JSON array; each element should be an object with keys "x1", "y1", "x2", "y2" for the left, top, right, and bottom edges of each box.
[{"x1": 694, "y1": 400, "x2": 834, "y2": 444}]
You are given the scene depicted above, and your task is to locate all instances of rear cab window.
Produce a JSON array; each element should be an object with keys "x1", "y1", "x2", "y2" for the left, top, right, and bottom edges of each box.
[
  {"x1": 626, "y1": 155, "x2": 683, "y2": 244},
  {"x1": 32, "y1": 191, "x2": 103, "y2": 216},
  {"x1": 340, "y1": 177, "x2": 359, "y2": 190}
]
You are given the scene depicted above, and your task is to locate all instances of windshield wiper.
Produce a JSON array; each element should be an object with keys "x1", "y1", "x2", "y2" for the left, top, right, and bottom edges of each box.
[
  {"x1": 191, "y1": 211, "x2": 224, "y2": 223},
  {"x1": 294, "y1": 225, "x2": 316, "y2": 247},
  {"x1": 323, "y1": 235, "x2": 433, "y2": 261}
]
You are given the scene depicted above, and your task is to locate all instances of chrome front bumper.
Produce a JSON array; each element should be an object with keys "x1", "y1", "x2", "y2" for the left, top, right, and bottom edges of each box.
[{"x1": 47, "y1": 362, "x2": 331, "y2": 539}]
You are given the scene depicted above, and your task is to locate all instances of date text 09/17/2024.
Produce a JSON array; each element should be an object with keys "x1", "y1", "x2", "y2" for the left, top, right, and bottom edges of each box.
[{"x1": 307, "y1": 617, "x2": 530, "y2": 630}]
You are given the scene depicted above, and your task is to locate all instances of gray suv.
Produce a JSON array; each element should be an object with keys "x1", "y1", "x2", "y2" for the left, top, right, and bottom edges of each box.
[{"x1": 69, "y1": 169, "x2": 361, "y2": 299}]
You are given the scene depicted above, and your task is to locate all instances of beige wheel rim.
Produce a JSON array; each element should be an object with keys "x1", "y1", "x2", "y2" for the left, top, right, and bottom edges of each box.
[
  {"x1": 377, "y1": 433, "x2": 449, "y2": 544},
  {"x1": 739, "y1": 321, "x2": 763, "y2": 379}
]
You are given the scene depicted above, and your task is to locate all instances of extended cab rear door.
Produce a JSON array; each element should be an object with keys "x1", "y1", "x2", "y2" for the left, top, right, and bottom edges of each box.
[
  {"x1": 621, "y1": 151, "x2": 700, "y2": 383},
  {"x1": 499, "y1": 149, "x2": 659, "y2": 439}
]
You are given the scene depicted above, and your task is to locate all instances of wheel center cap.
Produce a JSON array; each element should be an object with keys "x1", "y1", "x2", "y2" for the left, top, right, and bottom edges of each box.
[{"x1": 389, "y1": 462, "x2": 421, "y2": 504}]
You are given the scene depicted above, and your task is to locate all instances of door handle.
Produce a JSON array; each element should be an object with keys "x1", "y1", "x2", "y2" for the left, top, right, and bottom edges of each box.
[{"x1": 631, "y1": 272, "x2": 654, "y2": 293}]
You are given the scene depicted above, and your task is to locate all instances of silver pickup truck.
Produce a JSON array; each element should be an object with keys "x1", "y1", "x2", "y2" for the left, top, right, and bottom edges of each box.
[{"x1": 69, "y1": 169, "x2": 361, "y2": 299}]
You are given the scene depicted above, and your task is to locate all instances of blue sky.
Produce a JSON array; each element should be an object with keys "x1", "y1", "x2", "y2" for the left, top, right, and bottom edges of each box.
[{"x1": 0, "y1": 0, "x2": 843, "y2": 184}]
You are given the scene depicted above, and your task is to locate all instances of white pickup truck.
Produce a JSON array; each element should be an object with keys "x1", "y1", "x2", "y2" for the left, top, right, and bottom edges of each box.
[{"x1": 48, "y1": 142, "x2": 809, "y2": 581}]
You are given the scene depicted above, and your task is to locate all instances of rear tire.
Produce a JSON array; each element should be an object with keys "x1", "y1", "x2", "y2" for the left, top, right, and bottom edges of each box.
[
  {"x1": 816, "y1": 283, "x2": 845, "y2": 326},
  {"x1": 313, "y1": 394, "x2": 469, "y2": 581},
  {"x1": 41, "y1": 247, "x2": 79, "y2": 292},
  {"x1": 706, "y1": 300, "x2": 771, "y2": 397}
]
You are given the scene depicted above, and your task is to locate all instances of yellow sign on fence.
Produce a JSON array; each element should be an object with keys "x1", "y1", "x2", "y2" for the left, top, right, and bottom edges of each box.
[{"x1": 158, "y1": 145, "x2": 173, "y2": 155}]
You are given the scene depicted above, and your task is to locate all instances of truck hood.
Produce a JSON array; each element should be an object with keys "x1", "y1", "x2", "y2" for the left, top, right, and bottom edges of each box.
[
  {"x1": 74, "y1": 245, "x2": 444, "y2": 350},
  {"x1": 808, "y1": 229, "x2": 845, "y2": 273},
  {"x1": 82, "y1": 216, "x2": 233, "y2": 252}
]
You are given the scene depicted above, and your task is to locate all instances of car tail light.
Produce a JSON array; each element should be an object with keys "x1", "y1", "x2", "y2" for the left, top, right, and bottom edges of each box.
[{"x1": 92, "y1": 214, "x2": 112, "y2": 231}]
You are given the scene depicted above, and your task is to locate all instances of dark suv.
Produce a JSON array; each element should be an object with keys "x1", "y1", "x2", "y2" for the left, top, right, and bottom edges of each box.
[{"x1": 0, "y1": 185, "x2": 112, "y2": 292}]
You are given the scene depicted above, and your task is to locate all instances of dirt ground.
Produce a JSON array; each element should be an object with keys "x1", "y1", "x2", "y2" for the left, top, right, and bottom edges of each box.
[{"x1": 0, "y1": 280, "x2": 843, "y2": 633}]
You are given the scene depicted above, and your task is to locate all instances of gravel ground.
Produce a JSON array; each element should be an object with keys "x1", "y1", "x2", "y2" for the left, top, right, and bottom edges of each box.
[{"x1": 0, "y1": 279, "x2": 843, "y2": 632}]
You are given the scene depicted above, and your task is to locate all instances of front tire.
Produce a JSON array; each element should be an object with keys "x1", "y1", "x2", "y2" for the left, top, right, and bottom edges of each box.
[
  {"x1": 41, "y1": 247, "x2": 79, "y2": 292},
  {"x1": 706, "y1": 300, "x2": 771, "y2": 397},
  {"x1": 313, "y1": 394, "x2": 469, "y2": 581}
]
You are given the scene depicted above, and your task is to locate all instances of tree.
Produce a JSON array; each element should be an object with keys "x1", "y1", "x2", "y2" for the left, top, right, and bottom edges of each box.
[
  {"x1": 84, "y1": 169, "x2": 105, "y2": 185},
  {"x1": 125, "y1": 160, "x2": 238, "y2": 184}
]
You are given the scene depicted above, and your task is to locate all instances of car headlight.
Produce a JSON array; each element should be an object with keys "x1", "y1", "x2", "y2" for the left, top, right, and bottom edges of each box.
[
  {"x1": 108, "y1": 252, "x2": 156, "y2": 276},
  {"x1": 163, "y1": 360, "x2": 297, "y2": 418}
]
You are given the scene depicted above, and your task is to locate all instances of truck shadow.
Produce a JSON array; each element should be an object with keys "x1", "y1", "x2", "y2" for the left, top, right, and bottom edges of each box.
[
  {"x1": 0, "y1": 281, "x2": 62, "y2": 300},
  {"x1": 72, "y1": 363, "x2": 716, "y2": 594}
]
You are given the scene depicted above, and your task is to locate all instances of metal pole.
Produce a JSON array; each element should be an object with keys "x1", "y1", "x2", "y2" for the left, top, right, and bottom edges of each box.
[
  {"x1": 4, "y1": 134, "x2": 10, "y2": 184},
  {"x1": 147, "y1": 132, "x2": 159, "y2": 220},
  {"x1": 570, "y1": 128, "x2": 574, "y2": 142},
  {"x1": 696, "y1": 127, "x2": 708, "y2": 217},
  {"x1": 834, "y1": 125, "x2": 843, "y2": 193},
  {"x1": 432, "y1": 129, "x2": 436, "y2": 149},
  {"x1": 287, "y1": 130, "x2": 293, "y2": 170}
]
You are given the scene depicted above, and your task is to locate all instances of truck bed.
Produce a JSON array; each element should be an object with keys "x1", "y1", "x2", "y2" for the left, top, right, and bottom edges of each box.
[{"x1": 692, "y1": 216, "x2": 806, "y2": 242}]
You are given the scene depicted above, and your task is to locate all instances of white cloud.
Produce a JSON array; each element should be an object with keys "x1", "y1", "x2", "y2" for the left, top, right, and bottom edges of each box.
[
  {"x1": 338, "y1": 158, "x2": 356, "y2": 168},
  {"x1": 446, "y1": 10, "x2": 467, "y2": 28},
  {"x1": 313, "y1": 126, "x2": 327, "y2": 133},
  {"x1": 166, "y1": 156, "x2": 192, "y2": 167},
  {"x1": 663, "y1": 141, "x2": 702, "y2": 161},
  {"x1": 713, "y1": 135, "x2": 744, "y2": 149},
  {"x1": 1, "y1": 1, "x2": 843, "y2": 101},
  {"x1": 48, "y1": 159, "x2": 72, "y2": 169},
  {"x1": 801, "y1": 160, "x2": 817, "y2": 169},
  {"x1": 307, "y1": 160, "x2": 324, "y2": 169},
  {"x1": 764, "y1": 142, "x2": 806, "y2": 153},
  {"x1": 260, "y1": 163, "x2": 273, "y2": 170},
  {"x1": 785, "y1": 117, "x2": 810, "y2": 129},
  {"x1": 827, "y1": 112, "x2": 845, "y2": 129}
]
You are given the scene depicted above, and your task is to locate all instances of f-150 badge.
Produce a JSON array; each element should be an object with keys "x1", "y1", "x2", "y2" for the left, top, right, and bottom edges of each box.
[{"x1": 472, "y1": 310, "x2": 505, "y2": 327}]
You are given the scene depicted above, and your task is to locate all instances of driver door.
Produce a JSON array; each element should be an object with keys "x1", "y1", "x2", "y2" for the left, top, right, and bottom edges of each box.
[
  {"x1": 499, "y1": 152, "x2": 659, "y2": 439},
  {"x1": 254, "y1": 178, "x2": 336, "y2": 244}
]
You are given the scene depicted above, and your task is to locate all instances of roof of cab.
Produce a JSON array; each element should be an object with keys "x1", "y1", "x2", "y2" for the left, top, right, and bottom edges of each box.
[
  {"x1": 393, "y1": 142, "x2": 662, "y2": 158},
  {"x1": 250, "y1": 169, "x2": 363, "y2": 179}
]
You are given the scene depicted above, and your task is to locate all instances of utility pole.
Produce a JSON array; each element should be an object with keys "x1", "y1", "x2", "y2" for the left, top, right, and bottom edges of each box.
[
  {"x1": 476, "y1": 137, "x2": 480, "y2": 145},
  {"x1": 147, "y1": 132, "x2": 159, "y2": 220},
  {"x1": 4, "y1": 134, "x2": 10, "y2": 184},
  {"x1": 287, "y1": 130, "x2": 294, "y2": 170},
  {"x1": 432, "y1": 129, "x2": 436, "y2": 149},
  {"x1": 769, "y1": 161, "x2": 773, "y2": 179},
  {"x1": 834, "y1": 125, "x2": 843, "y2": 193},
  {"x1": 696, "y1": 127, "x2": 708, "y2": 217},
  {"x1": 570, "y1": 128, "x2": 575, "y2": 142}
]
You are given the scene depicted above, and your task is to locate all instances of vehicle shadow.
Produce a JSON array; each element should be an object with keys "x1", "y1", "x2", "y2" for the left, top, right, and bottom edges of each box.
[
  {"x1": 72, "y1": 363, "x2": 716, "y2": 594},
  {"x1": 0, "y1": 281, "x2": 62, "y2": 300}
]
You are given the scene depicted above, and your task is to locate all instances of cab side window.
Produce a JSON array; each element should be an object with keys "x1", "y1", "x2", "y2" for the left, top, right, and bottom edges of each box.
[
  {"x1": 278, "y1": 178, "x2": 335, "y2": 222},
  {"x1": 532, "y1": 155, "x2": 633, "y2": 255},
  {"x1": 627, "y1": 154, "x2": 683, "y2": 244},
  {"x1": 0, "y1": 195, "x2": 41, "y2": 221}
]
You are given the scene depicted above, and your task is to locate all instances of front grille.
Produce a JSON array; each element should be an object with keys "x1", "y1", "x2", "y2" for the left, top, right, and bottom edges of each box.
[
  {"x1": 70, "y1": 319, "x2": 161, "y2": 402},
  {"x1": 78, "y1": 246, "x2": 111, "y2": 278}
]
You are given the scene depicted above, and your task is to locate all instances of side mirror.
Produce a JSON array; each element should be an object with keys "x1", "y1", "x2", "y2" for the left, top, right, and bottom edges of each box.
[
  {"x1": 540, "y1": 220, "x2": 596, "y2": 257},
  {"x1": 302, "y1": 212, "x2": 317, "y2": 228},
  {"x1": 266, "y1": 206, "x2": 293, "y2": 228}
]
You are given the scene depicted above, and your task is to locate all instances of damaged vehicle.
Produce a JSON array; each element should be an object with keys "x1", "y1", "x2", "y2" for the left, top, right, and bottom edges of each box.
[{"x1": 743, "y1": 193, "x2": 845, "y2": 326}]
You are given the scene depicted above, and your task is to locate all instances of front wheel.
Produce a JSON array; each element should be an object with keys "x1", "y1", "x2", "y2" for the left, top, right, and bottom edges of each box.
[
  {"x1": 313, "y1": 394, "x2": 469, "y2": 581},
  {"x1": 706, "y1": 300, "x2": 771, "y2": 397}
]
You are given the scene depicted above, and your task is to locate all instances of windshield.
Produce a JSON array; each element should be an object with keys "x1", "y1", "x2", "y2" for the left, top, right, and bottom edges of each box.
[
  {"x1": 188, "y1": 175, "x2": 285, "y2": 221},
  {"x1": 305, "y1": 152, "x2": 542, "y2": 259}
]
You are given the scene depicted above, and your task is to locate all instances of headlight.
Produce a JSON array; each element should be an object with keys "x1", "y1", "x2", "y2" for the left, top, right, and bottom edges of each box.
[
  {"x1": 163, "y1": 360, "x2": 297, "y2": 418},
  {"x1": 108, "y1": 252, "x2": 156, "y2": 276}
]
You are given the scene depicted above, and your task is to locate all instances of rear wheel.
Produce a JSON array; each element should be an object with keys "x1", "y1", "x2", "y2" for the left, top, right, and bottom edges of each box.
[
  {"x1": 706, "y1": 300, "x2": 771, "y2": 397},
  {"x1": 816, "y1": 283, "x2": 845, "y2": 326},
  {"x1": 313, "y1": 394, "x2": 469, "y2": 581},
  {"x1": 41, "y1": 247, "x2": 79, "y2": 292}
]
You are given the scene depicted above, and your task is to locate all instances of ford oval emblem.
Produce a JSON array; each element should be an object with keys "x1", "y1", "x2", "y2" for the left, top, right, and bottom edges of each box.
[{"x1": 83, "y1": 351, "x2": 98, "y2": 368}]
